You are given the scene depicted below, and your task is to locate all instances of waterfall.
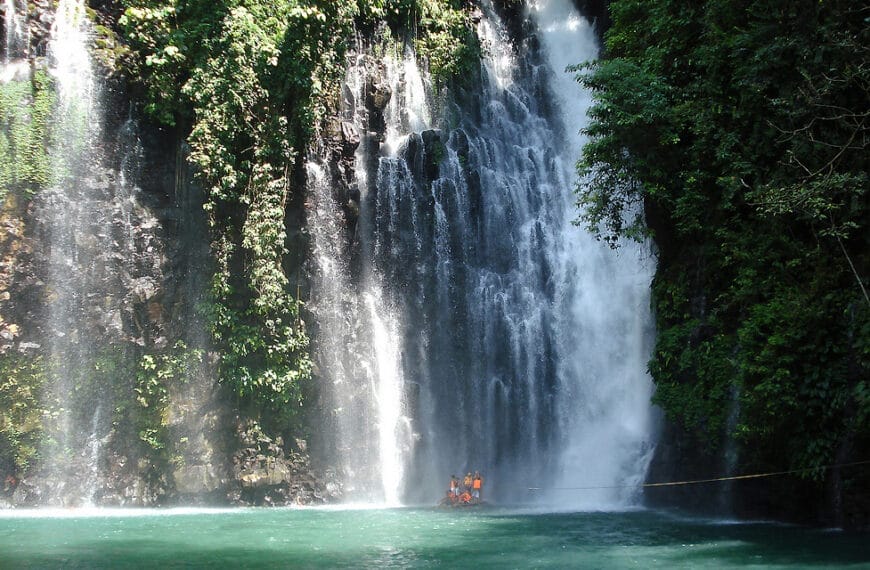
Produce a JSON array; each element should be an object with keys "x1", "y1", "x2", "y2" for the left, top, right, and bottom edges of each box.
[
  {"x1": 311, "y1": 0, "x2": 655, "y2": 507},
  {"x1": 37, "y1": 0, "x2": 164, "y2": 505},
  {"x1": 40, "y1": 0, "x2": 105, "y2": 505},
  {"x1": 719, "y1": 383, "x2": 741, "y2": 513},
  {"x1": 530, "y1": 0, "x2": 657, "y2": 509},
  {"x1": 164, "y1": 140, "x2": 226, "y2": 498},
  {"x1": 3, "y1": 0, "x2": 28, "y2": 62},
  {"x1": 307, "y1": 156, "x2": 414, "y2": 505}
]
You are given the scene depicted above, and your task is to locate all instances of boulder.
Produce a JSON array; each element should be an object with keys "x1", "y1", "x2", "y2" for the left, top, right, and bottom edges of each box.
[
  {"x1": 422, "y1": 129, "x2": 446, "y2": 181},
  {"x1": 230, "y1": 420, "x2": 340, "y2": 506}
]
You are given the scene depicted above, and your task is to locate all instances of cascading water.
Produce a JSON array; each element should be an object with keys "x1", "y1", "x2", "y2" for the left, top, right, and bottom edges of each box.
[
  {"x1": 530, "y1": 0, "x2": 657, "y2": 508},
  {"x1": 40, "y1": 0, "x2": 106, "y2": 505},
  {"x1": 36, "y1": 0, "x2": 166, "y2": 505},
  {"x1": 718, "y1": 383, "x2": 741, "y2": 513},
  {"x1": 3, "y1": 0, "x2": 28, "y2": 62},
  {"x1": 307, "y1": 156, "x2": 414, "y2": 505},
  {"x1": 312, "y1": 0, "x2": 655, "y2": 507}
]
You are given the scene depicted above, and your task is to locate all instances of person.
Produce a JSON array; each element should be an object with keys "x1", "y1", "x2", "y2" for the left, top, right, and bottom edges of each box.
[
  {"x1": 459, "y1": 490, "x2": 472, "y2": 504},
  {"x1": 439, "y1": 489, "x2": 455, "y2": 507},
  {"x1": 472, "y1": 471, "x2": 483, "y2": 501},
  {"x1": 463, "y1": 472, "x2": 473, "y2": 492},
  {"x1": 450, "y1": 474, "x2": 460, "y2": 497}
]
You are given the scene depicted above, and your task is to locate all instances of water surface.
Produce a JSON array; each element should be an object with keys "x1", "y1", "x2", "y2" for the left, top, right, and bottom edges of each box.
[{"x1": 0, "y1": 507, "x2": 867, "y2": 568}]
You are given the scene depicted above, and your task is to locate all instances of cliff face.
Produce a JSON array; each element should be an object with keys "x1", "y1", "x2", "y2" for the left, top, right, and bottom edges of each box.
[
  {"x1": 0, "y1": 0, "x2": 341, "y2": 507},
  {"x1": 0, "y1": 63, "x2": 236, "y2": 505},
  {"x1": 5, "y1": 0, "x2": 863, "y2": 528},
  {"x1": 4, "y1": 0, "x2": 480, "y2": 509}
]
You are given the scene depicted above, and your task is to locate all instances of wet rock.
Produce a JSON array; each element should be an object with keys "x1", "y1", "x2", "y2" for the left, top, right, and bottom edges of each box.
[
  {"x1": 174, "y1": 464, "x2": 224, "y2": 494},
  {"x1": 340, "y1": 121, "x2": 360, "y2": 156},
  {"x1": 366, "y1": 75, "x2": 392, "y2": 112},
  {"x1": 345, "y1": 199, "x2": 360, "y2": 222},
  {"x1": 452, "y1": 128, "x2": 470, "y2": 162},
  {"x1": 230, "y1": 420, "x2": 339, "y2": 506},
  {"x1": 402, "y1": 133, "x2": 422, "y2": 175},
  {"x1": 131, "y1": 278, "x2": 159, "y2": 303},
  {"x1": 11, "y1": 480, "x2": 38, "y2": 506},
  {"x1": 422, "y1": 129, "x2": 446, "y2": 182}
]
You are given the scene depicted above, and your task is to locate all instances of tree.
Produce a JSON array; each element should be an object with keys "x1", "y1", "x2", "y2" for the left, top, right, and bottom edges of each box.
[{"x1": 576, "y1": 0, "x2": 869, "y2": 522}]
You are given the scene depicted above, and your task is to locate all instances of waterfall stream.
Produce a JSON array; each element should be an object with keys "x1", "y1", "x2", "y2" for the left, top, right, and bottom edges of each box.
[
  {"x1": 530, "y1": 0, "x2": 656, "y2": 509},
  {"x1": 37, "y1": 0, "x2": 167, "y2": 505},
  {"x1": 3, "y1": 0, "x2": 655, "y2": 508},
  {"x1": 311, "y1": 0, "x2": 655, "y2": 507},
  {"x1": 41, "y1": 0, "x2": 106, "y2": 505},
  {"x1": 3, "y1": 0, "x2": 27, "y2": 62}
]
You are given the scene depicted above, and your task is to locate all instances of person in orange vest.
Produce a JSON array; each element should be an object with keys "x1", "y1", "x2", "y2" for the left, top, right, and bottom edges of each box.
[
  {"x1": 459, "y1": 490, "x2": 472, "y2": 504},
  {"x1": 463, "y1": 472, "x2": 473, "y2": 492},
  {"x1": 439, "y1": 489, "x2": 454, "y2": 507},
  {"x1": 472, "y1": 471, "x2": 483, "y2": 501},
  {"x1": 450, "y1": 474, "x2": 460, "y2": 498}
]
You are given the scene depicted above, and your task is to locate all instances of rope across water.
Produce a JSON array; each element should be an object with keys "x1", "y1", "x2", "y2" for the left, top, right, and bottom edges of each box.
[{"x1": 527, "y1": 459, "x2": 870, "y2": 491}]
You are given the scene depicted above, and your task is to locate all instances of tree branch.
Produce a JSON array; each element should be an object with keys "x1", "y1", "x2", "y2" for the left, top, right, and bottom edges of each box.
[{"x1": 836, "y1": 234, "x2": 870, "y2": 307}]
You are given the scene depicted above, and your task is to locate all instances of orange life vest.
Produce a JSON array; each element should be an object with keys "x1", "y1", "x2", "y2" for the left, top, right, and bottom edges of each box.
[{"x1": 473, "y1": 477, "x2": 482, "y2": 490}]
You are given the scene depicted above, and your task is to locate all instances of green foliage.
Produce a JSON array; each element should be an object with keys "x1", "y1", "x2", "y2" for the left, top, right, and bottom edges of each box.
[
  {"x1": 118, "y1": 1, "x2": 345, "y2": 411},
  {"x1": 116, "y1": 0, "x2": 479, "y2": 415},
  {"x1": 413, "y1": 0, "x2": 481, "y2": 87},
  {"x1": 0, "y1": 353, "x2": 46, "y2": 474},
  {"x1": 572, "y1": 57, "x2": 677, "y2": 245},
  {"x1": 356, "y1": 0, "x2": 482, "y2": 88},
  {"x1": 578, "y1": 0, "x2": 869, "y2": 481},
  {"x1": 117, "y1": 4, "x2": 189, "y2": 125},
  {"x1": 37, "y1": 346, "x2": 139, "y2": 467},
  {"x1": 0, "y1": 70, "x2": 56, "y2": 200},
  {"x1": 134, "y1": 341, "x2": 203, "y2": 452}
]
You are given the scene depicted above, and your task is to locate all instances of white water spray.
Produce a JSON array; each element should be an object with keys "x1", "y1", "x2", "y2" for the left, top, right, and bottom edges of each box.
[
  {"x1": 41, "y1": 0, "x2": 165, "y2": 506},
  {"x1": 312, "y1": 1, "x2": 655, "y2": 508},
  {"x1": 306, "y1": 154, "x2": 415, "y2": 504},
  {"x1": 41, "y1": 0, "x2": 104, "y2": 505},
  {"x1": 3, "y1": 0, "x2": 27, "y2": 62},
  {"x1": 50, "y1": 0, "x2": 95, "y2": 119},
  {"x1": 530, "y1": 0, "x2": 656, "y2": 508},
  {"x1": 382, "y1": 52, "x2": 432, "y2": 154},
  {"x1": 366, "y1": 292, "x2": 411, "y2": 506}
]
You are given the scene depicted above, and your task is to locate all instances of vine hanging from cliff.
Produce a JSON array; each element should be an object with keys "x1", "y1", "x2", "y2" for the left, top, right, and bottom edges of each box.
[
  {"x1": 0, "y1": 70, "x2": 56, "y2": 201},
  {"x1": 117, "y1": 0, "x2": 480, "y2": 415},
  {"x1": 118, "y1": 0, "x2": 357, "y2": 411}
]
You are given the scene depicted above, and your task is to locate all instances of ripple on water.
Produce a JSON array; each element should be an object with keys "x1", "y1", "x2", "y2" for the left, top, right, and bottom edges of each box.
[{"x1": 0, "y1": 507, "x2": 866, "y2": 568}]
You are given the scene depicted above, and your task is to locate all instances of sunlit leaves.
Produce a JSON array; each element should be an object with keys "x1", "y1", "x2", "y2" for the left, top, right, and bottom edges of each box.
[
  {"x1": 0, "y1": 71, "x2": 56, "y2": 199},
  {"x1": 0, "y1": 354, "x2": 46, "y2": 471}
]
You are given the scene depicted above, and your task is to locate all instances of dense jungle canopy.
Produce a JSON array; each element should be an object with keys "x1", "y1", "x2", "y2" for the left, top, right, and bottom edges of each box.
[{"x1": 576, "y1": 0, "x2": 869, "y2": 520}]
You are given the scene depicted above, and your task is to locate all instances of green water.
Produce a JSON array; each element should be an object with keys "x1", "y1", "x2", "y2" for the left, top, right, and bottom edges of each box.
[{"x1": 0, "y1": 507, "x2": 866, "y2": 568}]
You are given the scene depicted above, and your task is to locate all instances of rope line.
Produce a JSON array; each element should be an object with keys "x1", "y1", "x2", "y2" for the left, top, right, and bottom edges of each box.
[{"x1": 526, "y1": 459, "x2": 870, "y2": 491}]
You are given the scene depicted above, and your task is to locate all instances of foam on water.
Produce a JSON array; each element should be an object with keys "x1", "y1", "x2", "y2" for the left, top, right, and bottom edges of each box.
[{"x1": 0, "y1": 507, "x2": 248, "y2": 519}]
